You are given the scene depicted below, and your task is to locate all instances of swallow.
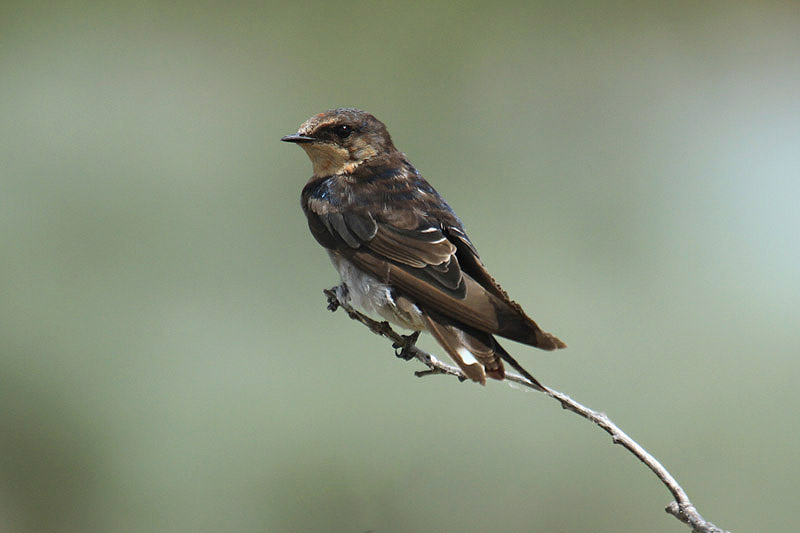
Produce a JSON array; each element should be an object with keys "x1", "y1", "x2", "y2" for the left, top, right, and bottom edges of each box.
[{"x1": 282, "y1": 108, "x2": 565, "y2": 388}]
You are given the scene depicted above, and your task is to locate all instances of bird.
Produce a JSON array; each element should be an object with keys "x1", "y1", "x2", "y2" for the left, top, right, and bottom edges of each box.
[{"x1": 282, "y1": 108, "x2": 565, "y2": 388}]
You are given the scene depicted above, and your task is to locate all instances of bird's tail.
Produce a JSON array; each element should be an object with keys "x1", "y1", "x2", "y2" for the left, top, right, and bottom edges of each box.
[
  {"x1": 422, "y1": 313, "x2": 502, "y2": 385},
  {"x1": 493, "y1": 341, "x2": 546, "y2": 392},
  {"x1": 421, "y1": 312, "x2": 546, "y2": 391}
]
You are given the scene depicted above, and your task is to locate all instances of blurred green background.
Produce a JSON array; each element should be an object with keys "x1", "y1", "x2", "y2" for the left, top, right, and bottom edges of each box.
[{"x1": 2, "y1": 1, "x2": 798, "y2": 531}]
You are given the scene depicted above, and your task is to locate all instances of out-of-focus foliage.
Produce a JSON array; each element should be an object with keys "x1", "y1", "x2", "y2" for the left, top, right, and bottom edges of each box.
[{"x1": 1, "y1": 1, "x2": 798, "y2": 532}]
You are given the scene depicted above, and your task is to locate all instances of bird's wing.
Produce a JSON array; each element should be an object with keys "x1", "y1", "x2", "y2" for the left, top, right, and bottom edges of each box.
[
  {"x1": 306, "y1": 205, "x2": 564, "y2": 350},
  {"x1": 445, "y1": 225, "x2": 566, "y2": 350}
]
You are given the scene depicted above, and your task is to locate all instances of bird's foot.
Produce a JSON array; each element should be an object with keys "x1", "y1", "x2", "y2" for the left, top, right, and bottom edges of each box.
[
  {"x1": 325, "y1": 284, "x2": 350, "y2": 311},
  {"x1": 393, "y1": 331, "x2": 420, "y2": 360}
]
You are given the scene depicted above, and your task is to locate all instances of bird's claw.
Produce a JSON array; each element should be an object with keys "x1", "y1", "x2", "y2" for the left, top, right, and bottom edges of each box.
[
  {"x1": 393, "y1": 331, "x2": 420, "y2": 360},
  {"x1": 325, "y1": 290, "x2": 340, "y2": 311},
  {"x1": 325, "y1": 285, "x2": 350, "y2": 312}
]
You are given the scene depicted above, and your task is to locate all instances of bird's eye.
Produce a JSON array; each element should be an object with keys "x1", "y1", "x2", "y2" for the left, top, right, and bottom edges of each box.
[{"x1": 333, "y1": 124, "x2": 352, "y2": 139}]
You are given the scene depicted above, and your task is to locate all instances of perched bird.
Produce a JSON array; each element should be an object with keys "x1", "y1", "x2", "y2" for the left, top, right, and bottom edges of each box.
[{"x1": 282, "y1": 108, "x2": 565, "y2": 388}]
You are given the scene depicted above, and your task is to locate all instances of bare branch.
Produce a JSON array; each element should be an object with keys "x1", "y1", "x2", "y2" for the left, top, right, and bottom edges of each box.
[{"x1": 323, "y1": 287, "x2": 730, "y2": 533}]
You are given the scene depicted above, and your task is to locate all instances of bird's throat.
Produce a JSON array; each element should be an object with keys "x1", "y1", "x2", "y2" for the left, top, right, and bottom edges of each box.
[{"x1": 301, "y1": 144, "x2": 362, "y2": 178}]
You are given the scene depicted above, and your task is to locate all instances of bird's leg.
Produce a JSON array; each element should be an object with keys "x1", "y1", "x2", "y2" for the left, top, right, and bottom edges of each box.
[
  {"x1": 393, "y1": 331, "x2": 420, "y2": 360},
  {"x1": 325, "y1": 284, "x2": 350, "y2": 311}
]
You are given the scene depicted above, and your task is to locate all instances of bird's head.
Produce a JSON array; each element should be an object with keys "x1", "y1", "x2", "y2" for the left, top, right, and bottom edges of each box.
[{"x1": 282, "y1": 108, "x2": 396, "y2": 177}]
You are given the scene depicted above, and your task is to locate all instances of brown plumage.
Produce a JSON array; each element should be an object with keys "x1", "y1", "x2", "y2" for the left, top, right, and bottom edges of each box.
[{"x1": 283, "y1": 108, "x2": 565, "y2": 387}]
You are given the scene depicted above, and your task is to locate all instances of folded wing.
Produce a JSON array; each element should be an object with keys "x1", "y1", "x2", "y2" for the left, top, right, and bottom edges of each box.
[{"x1": 308, "y1": 207, "x2": 565, "y2": 351}]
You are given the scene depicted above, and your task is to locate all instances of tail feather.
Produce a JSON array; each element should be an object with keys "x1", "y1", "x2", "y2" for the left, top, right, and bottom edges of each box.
[
  {"x1": 422, "y1": 314, "x2": 493, "y2": 384},
  {"x1": 493, "y1": 341, "x2": 546, "y2": 392},
  {"x1": 421, "y1": 312, "x2": 547, "y2": 390}
]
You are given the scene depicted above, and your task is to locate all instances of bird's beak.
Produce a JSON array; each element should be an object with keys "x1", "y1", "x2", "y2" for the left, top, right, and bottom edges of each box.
[{"x1": 281, "y1": 133, "x2": 316, "y2": 144}]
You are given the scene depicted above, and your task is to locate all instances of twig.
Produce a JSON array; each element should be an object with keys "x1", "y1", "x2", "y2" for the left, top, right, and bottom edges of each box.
[{"x1": 323, "y1": 287, "x2": 730, "y2": 533}]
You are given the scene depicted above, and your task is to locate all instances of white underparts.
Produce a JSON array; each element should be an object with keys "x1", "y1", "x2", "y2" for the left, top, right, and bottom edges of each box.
[
  {"x1": 328, "y1": 252, "x2": 426, "y2": 331},
  {"x1": 329, "y1": 252, "x2": 486, "y2": 373}
]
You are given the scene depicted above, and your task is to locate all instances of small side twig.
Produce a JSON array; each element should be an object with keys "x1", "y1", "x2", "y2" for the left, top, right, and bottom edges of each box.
[{"x1": 323, "y1": 287, "x2": 729, "y2": 533}]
